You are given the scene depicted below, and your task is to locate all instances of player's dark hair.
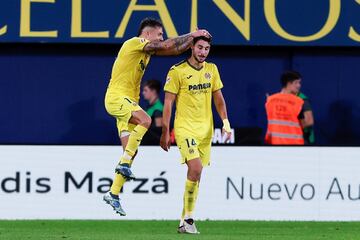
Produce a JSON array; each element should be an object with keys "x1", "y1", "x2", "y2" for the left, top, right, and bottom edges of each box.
[
  {"x1": 144, "y1": 79, "x2": 161, "y2": 95},
  {"x1": 137, "y1": 18, "x2": 163, "y2": 37},
  {"x1": 280, "y1": 71, "x2": 302, "y2": 87},
  {"x1": 193, "y1": 36, "x2": 212, "y2": 45}
]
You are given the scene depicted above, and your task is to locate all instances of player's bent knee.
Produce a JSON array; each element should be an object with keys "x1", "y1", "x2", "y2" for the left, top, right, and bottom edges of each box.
[{"x1": 140, "y1": 115, "x2": 152, "y2": 129}]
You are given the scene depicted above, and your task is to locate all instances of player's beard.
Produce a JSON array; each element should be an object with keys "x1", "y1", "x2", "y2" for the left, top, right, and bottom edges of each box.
[{"x1": 194, "y1": 55, "x2": 206, "y2": 63}]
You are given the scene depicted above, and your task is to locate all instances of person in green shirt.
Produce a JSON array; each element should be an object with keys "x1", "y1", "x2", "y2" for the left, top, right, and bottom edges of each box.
[
  {"x1": 266, "y1": 71, "x2": 315, "y2": 145},
  {"x1": 297, "y1": 92, "x2": 315, "y2": 145},
  {"x1": 142, "y1": 79, "x2": 164, "y2": 144}
]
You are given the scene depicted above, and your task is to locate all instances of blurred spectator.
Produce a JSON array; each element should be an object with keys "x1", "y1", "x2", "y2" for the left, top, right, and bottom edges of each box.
[
  {"x1": 297, "y1": 92, "x2": 315, "y2": 145},
  {"x1": 142, "y1": 79, "x2": 164, "y2": 144},
  {"x1": 265, "y1": 71, "x2": 314, "y2": 145}
]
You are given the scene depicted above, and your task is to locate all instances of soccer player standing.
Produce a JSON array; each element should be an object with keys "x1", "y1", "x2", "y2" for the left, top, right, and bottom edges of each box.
[
  {"x1": 160, "y1": 36, "x2": 231, "y2": 234},
  {"x1": 104, "y1": 18, "x2": 211, "y2": 216}
]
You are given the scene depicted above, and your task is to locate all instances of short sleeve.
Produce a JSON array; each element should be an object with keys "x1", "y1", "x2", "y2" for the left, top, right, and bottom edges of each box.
[
  {"x1": 127, "y1": 37, "x2": 150, "y2": 52},
  {"x1": 212, "y1": 64, "x2": 223, "y2": 92},
  {"x1": 164, "y1": 67, "x2": 180, "y2": 94},
  {"x1": 302, "y1": 99, "x2": 312, "y2": 112},
  {"x1": 298, "y1": 103, "x2": 305, "y2": 120}
]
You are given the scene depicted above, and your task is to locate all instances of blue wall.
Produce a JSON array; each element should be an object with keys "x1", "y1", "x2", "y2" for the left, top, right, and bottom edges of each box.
[
  {"x1": 0, "y1": 44, "x2": 359, "y2": 145},
  {"x1": 1, "y1": 0, "x2": 360, "y2": 46}
]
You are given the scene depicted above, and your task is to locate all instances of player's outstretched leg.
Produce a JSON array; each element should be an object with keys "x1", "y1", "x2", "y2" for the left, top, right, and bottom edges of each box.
[
  {"x1": 115, "y1": 124, "x2": 147, "y2": 180},
  {"x1": 105, "y1": 137, "x2": 137, "y2": 215},
  {"x1": 103, "y1": 191, "x2": 126, "y2": 216}
]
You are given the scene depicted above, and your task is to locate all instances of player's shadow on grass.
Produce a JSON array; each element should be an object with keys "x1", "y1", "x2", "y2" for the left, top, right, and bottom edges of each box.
[{"x1": 61, "y1": 98, "x2": 118, "y2": 144}]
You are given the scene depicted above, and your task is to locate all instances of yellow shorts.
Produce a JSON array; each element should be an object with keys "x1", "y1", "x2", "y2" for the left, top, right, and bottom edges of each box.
[
  {"x1": 175, "y1": 135, "x2": 212, "y2": 167},
  {"x1": 105, "y1": 94, "x2": 142, "y2": 136}
]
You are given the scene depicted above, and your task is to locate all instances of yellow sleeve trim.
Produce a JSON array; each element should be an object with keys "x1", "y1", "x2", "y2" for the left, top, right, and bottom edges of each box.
[{"x1": 212, "y1": 86, "x2": 223, "y2": 92}]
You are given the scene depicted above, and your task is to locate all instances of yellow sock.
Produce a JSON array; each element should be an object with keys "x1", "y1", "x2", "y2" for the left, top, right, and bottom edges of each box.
[
  {"x1": 110, "y1": 173, "x2": 127, "y2": 195},
  {"x1": 120, "y1": 125, "x2": 148, "y2": 165},
  {"x1": 182, "y1": 179, "x2": 199, "y2": 219},
  {"x1": 181, "y1": 205, "x2": 185, "y2": 221}
]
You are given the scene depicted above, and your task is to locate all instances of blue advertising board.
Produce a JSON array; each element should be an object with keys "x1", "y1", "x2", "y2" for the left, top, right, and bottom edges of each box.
[{"x1": 0, "y1": 0, "x2": 360, "y2": 45}]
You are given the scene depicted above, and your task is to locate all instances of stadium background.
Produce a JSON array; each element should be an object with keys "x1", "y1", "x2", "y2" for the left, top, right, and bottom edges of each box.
[
  {"x1": 2, "y1": 2, "x2": 360, "y2": 238},
  {"x1": 1, "y1": 0, "x2": 360, "y2": 145}
]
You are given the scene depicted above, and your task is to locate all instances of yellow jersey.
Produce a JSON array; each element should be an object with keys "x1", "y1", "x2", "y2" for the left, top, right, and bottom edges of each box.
[
  {"x1": 164, "y1": 60, "x2": 223, "y2": 139},
  {"x1": 106, "y1": 37, "x2": 151, "y2": 102}
]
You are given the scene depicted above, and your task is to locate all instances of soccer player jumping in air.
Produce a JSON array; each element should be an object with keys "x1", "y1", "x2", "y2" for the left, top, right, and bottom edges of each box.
[
  {"x1": 103, "y1": 18, "x2": 211, "y2": 216},
  {"x1": 160, "y1": 36, "x2": 232, "y2": 234}
]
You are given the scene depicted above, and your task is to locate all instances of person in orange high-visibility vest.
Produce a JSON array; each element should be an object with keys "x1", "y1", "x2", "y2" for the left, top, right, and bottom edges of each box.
[{"x1": 265, "y1": 71, "x2": 314, "y2": 145}]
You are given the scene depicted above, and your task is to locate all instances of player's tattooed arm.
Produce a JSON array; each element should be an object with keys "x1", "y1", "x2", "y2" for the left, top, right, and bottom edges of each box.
[
  {"x1": 144, "y1": 29, "x2": 211, "y2": 56},
  {"x1": 144, "y1": 33, "x2": 193, "y2": 56}
]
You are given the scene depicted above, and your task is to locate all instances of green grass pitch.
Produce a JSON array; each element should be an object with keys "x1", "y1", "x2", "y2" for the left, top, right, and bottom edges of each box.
[{"x1": 0, "y1": 220, "x2": 360, "y2": 240}]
